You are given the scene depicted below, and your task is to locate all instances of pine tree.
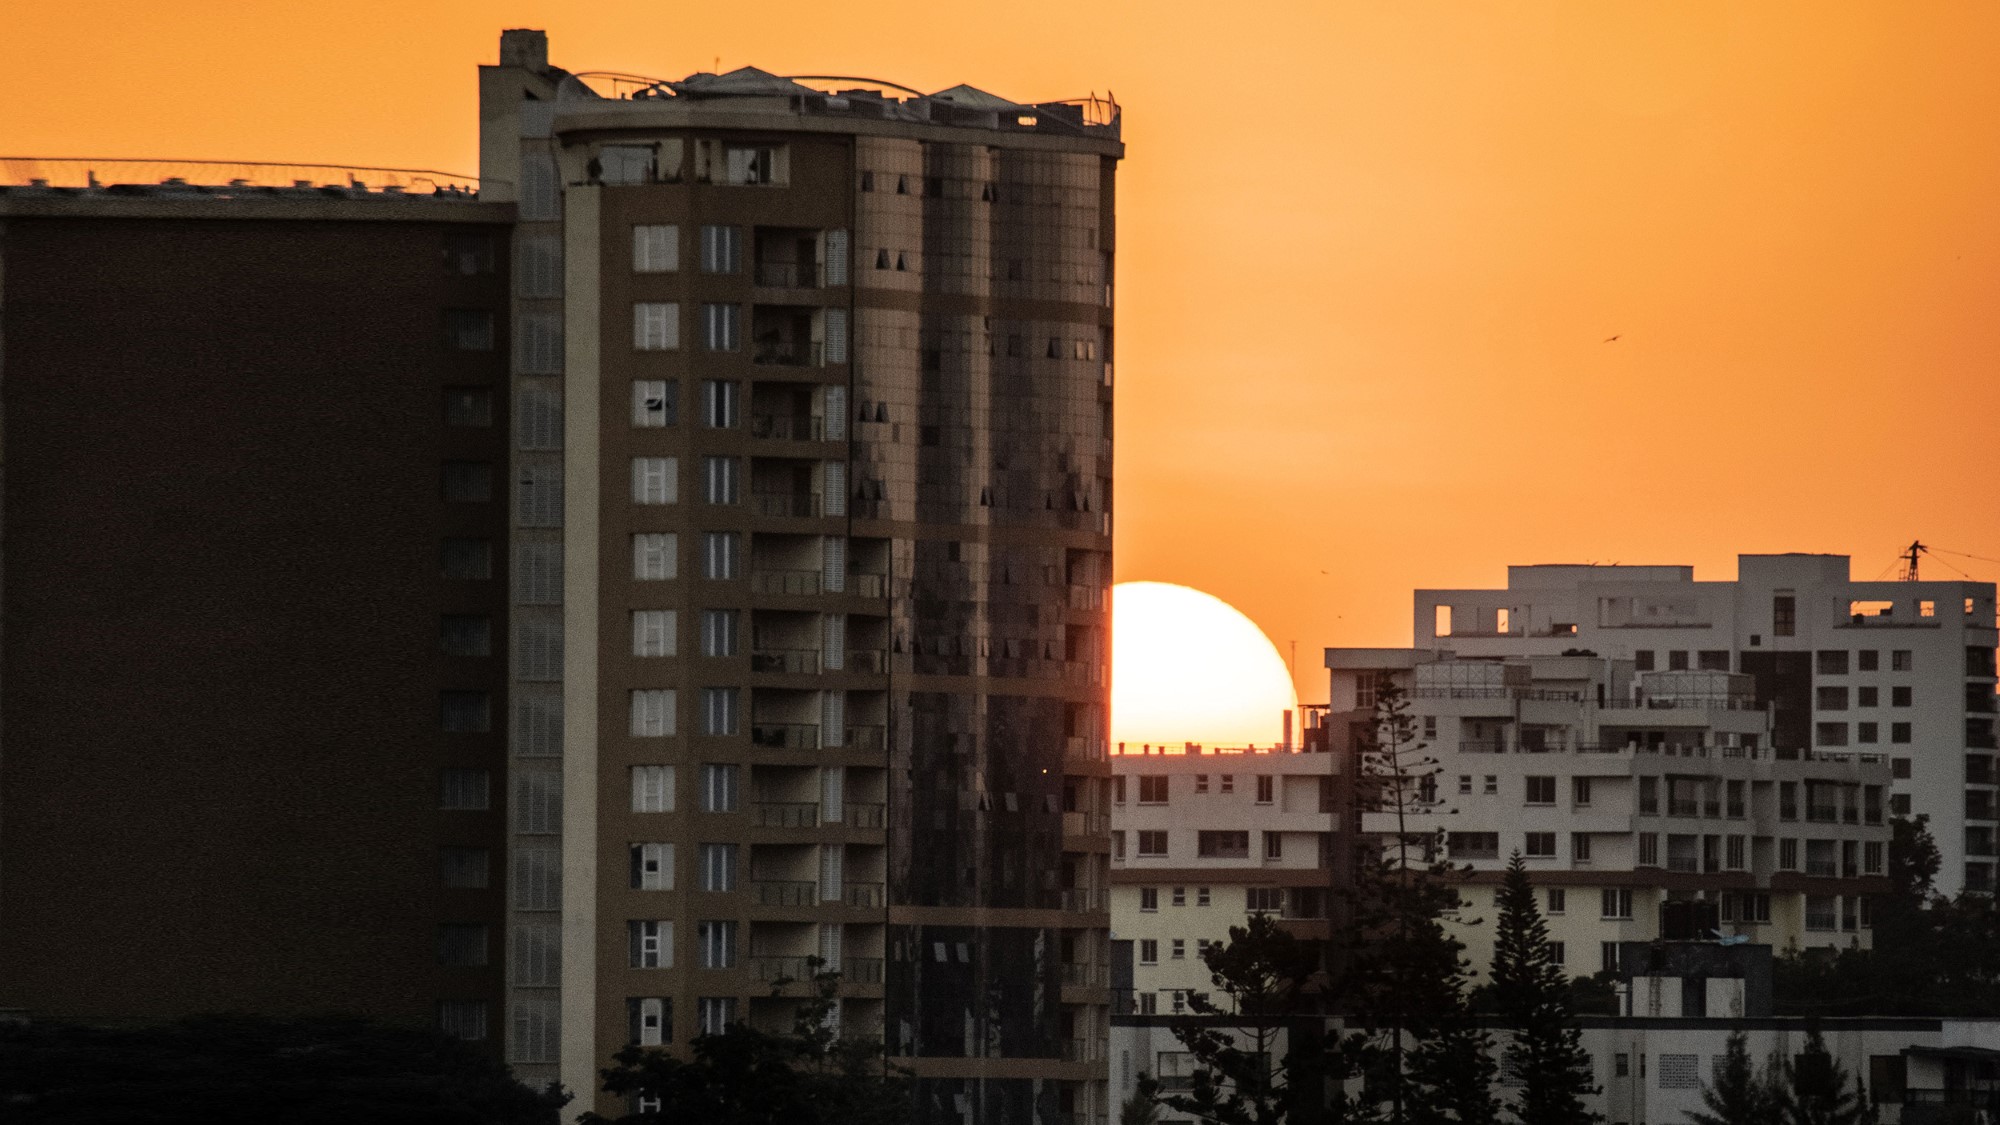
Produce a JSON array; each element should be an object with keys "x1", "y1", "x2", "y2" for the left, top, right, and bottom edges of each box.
[
  {"x1": 1685, "y1": 1030, "x2": 1781, "y2": 1125},
  {"x1": 1779, "y1": 1028, "x2": 1864, "y2": 1125},
  {"x1": 1340, "y1": 677, "x2": 1496, "y2": 1123},
  {"x1": 1488, "y1": 853, "x2": 1599, "y2": 1125},
  {"x1": 1155, "y1": 912, "x2": 1321, "y2": 1125}
]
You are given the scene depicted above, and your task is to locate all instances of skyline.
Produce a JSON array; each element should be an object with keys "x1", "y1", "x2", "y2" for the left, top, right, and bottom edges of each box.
[{"x1": 11, "y1": 3, "x2": 2000, "y2": 701}]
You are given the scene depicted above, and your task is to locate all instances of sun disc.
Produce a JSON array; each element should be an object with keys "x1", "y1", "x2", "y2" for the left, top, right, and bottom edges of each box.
[{"x1": 1111, "y1": 581, "x2": 1298, "y2": 748}]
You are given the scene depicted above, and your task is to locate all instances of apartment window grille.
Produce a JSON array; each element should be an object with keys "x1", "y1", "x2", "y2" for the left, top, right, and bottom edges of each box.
[
  {"x1": 513, "y1": 846, "x2": 560, "y2": 909},
  {"x1": 445, "y1": 387, "x2": 494, "y2": 427},
  {"x1": 514, "y1": 542, "x2": 562, "y2": 604},
  {"x1": 701, "y1": 380, "x2": 739, "y2": 428},
  {"x1": 1601, "y1": 888, "x2": 1633, "y2": 919},
  {"x1": 1726, "y1": 835, "x2": 1746, "y2": 870},
  {"x1": 633, "y1": 533, "x2": 677, "y2": 580},
  {"x1": 1197, "y1": 887, "x2": 1211, "y2": 906},
  {"x1": 516, "y1": 387, "x2": 562, "y2": 449},
  {"x1": 440, "y1": 691, "x2": 491, "y2": 733},
  {"x1": 440, "y1": 847, "x2": 490, "y2": 889},
  {"x1": 1774, "y1": 594, "x2": 1797, "y2": 637},
  {"x1": 1195, "y1": 775, "x2": 1209, "y2": 794},
  {"x1": 698, "y1": 843, "x2": 738, "y2": 892},
  {"x1": 633, "y1": 224, "x2": 679, "y2": 272},
  {"x1": 703, "y1": 304, "x2": 740, "y2": 351},
  {"x1": 443, "y1": 538, "x2": 493, "y2": 580},
  {"x1": 632, "y1": 457, "x2": 679, "y2": 505},
  {"x1": 1220, "y1": 774, "x2": 1235, "y2": 794},
  {"x1": 514, "y1": 611, "x2": 562, "y2": 681},
  {"x1": 700, "y1": 225, "x2": 741, "y2": 273},
  {"x1": 512, "y1": 686, "x2": 561, "y2": 757},
  {"x1": 701, "y1": 532, "x2": 738, "y2": 580},
  {"x1": 698, "y1": 921, "x2": 737, "y2": 968},
  {"x1": 1638, "y1": 833, "x2": 1659, "y2": 866},
  {"x1": 629, "y1": 921, "x2": 672, "y2": 968},
  {"x1": 629, "y1": 690, "x2": 677, "y2": 738},
  {"x1": 700, "y1": 609, "x2": 739, "y2": 657},
  {"x1": 633, "y1": 379, "x2": 676, "y2": 427},
  {"x1": 631, "y1": 843, "x2": 674, "y2": 890},
  {"x1": 633, "y1": 302, "x2": 679, "y2": 350},
  {"x1": 444, "y1": 309, "x2": 495, "y2": 351},
  {"x1": 632, "y1": 610, "x2": 677, "y2": 658},
  {"x1": 438, "y1": 924, "x2": 488, "y2": 967},
  {"x1": 509, "y1": 994, "x2": 558, "y2": 1065},
  {"x1": 698, "y1": 998, "x2": 737, "y2": 1036},
  {"x1": 630, "y1": 766, "x2": 675, "y2": 812},
  {"x1": 702, "y1": 688, "x2": 740, "y2": 736},
  {"x1": 702, "y1": 456, "x2": 739, "y2": 504},
  {"x1": 1263, "y1": 832, "x2": 1283, "y2": 860},
  {"x1": 511, "y1": 923, "x2": 559, "y2": 986},
  {"x1": 514, "y1": 769, "x2": 561, "y2": 834},
  {"x1": 514, "y1": 311, "x2": 563, "y2": 374},
  {"x1": 700, "y1": 764, "x2": 740, "y2": 812},
  {"x1": 441, "y1": 769, "x2": 490, "y2": 810},
  {"x1": 438, "y1": 1001, "x2": 488, "y2": 1041},
  {"x1": 440, "y1": 614, "x2": 491, "y2": 657},
  {"x1": 517, "y1": 461, "x2": 564, "y2": 526}
]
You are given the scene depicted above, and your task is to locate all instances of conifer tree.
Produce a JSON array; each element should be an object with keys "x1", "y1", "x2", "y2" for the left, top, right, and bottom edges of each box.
[
  {"x1": 1488, "y1": 853, "x2": 1599, "y2": 1124},
  {"x1": 1779, "y1": 1028, "x2": 1865, "y2": 1125},
  {"x1": 1685, "y1": 1030, "x2": 1782, "y2": 1125}
]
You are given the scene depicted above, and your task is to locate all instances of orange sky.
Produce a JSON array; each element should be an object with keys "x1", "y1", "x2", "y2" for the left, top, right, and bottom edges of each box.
[{"x1": 11, "y1": 3, "x2": 2000, "y2": 701}]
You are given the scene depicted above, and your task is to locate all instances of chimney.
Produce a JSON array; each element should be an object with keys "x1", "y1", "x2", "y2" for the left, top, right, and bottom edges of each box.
[{"x1": 500, "y1": 29, "x2": 549, "y2": 71}]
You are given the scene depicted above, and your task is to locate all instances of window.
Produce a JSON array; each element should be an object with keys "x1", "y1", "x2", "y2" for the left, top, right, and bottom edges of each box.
[
  {"x1": 1263, "y1": 832, "x2": 1284, "y2": 861},
  {"x1": 1774, "y1": 594, "x2": 1796, "y2": 637},
  {"x1": 722, "y1": 145, "x2": 779, "y2": 185},
  {"x1": 1892, "y1": 685, "x2": 1913, "y2": 707},
  {"x1": 1603, "y1": 945, "x2": 1623, "y2": 975},
  {"x1": 629, "y1": 690, "x2": 677, "y2": 737},
  {"x1": 1447, "y1": 832, "x2": 1499, "y2": 859},
  {"x1": 1817, "y1": 687, "x2": 1849, "y2": 711},
  {"x1": 630, "y1": 765, "x2": 675, "y2": 812},
  {"x1": 1817, "y1": 650, "x2": 1849, "y2": 675},
  {"x1": 629, "y1": 921, "x2": 672, "y2": 968},
  {"x1": 1111, "y1": 830, "x2": 1124, "y2": 859},
  {"x1": 1892, "y1": 650, "x2": 1913, "y2": 671},
  {"x1": 1572, "y1": 777, "x2": 1592, "y2": 807},
  {"x1": 1859, "y1": 649, "x2": 1880, "y2": 671},
  {"x1": 696, "y1": 997, "x2": 738, "y2": 1037},
  {"x1": 630, "y1": 842, "x2": 674, "y2": 890},
  {"x1": 1571, "y1": 833, "x2": 1594, "y2": 870},
  {"x1": 702, "y1": 303, "x2": 740, "y2": 351},
  {"x1": 1525, "y1": 832, "x2": 1556, "y2": 858},
  {"x1": 445, "y1": 387, "x2": 494, "y2": 427},
  {"x1": 1780, "y1": 838, "x2": 1799, "y2": 870},
  {"x1": 1668, "y1": 650, "x2": 1690, "y2": 671},
  {"x1": 633, "y1": 224, "x2": 678, "y2": 272},
  {"x1": 440, "y1": 847, "x2": 490, "y2": 889},
  {"x1": 1197, "y1": 887, "x2": 1211, "y2": 906},
  {"x1": 633, "y1": 380, "x2": 676, "y2": 427},
  {"x1": 1614, "y1": 1052, "x2": 1631, "y2": 1077},
  {"x1": 698, "y1": 843, "x2": 737, "y2": 892},
  {"x1": 1602, "y1": 888, "x2": 1634, "y2": 919},
  {"x1": 1220, "y1": 774, "x2": 1234, "y2": 793},
  {"x1": 1638, "y1": 833, "x2": 1659, "y2": 866},
  {"x1": 1138, "y1": 776, "x2": 1169, "y2": 804},
  {"x1": 1891, "y1": 723, "x2": 1912, "y2": 744},
  {"x1": 1139, "y1": 887, "x2": 1159, "y2": 912},
  {"x1": 441, "y1": 461, "x2": 493, "y2": 503},
  {"x1": 632, "y1": 457, "x2": 678, "y2": 504},
  {"x1": 441, "y1": 768, "x2": 491, "y2": 810},
  {"x1": 1726, "y1": 835, "x2": 1746, "y2": 870},
  {"x1": 1458, "y1": 774, "x2": 1472, "y2": 794},
  {"x1": 444, "y1": 309, "x2": 495, "y2": 351},
  {"x1": 1547, "y1": 941, "x2": 1565, "y2": 965},
  {"x1": 440, "y1": 614, "x2": 492, "y2": 657},
  {"x1": 701, "y1": 380, "x2": 739, "y2": 428},
  {"x1": 702, "y1": 456, "x2": 739, "y2": 504},
  {"x1": 1526, "y1": 776, "x2": 1556, "y2": 805},
  {"x1": 634, "y1": 302, "x2": 679, "y2": 350},
  {"x1": 1816, "y1": 722, "x2": 1849, "y2": 747},
  {"x1": 1865, "y1": 841, "x2": 1885, "y2": 875},
  {"x1": 697, "y1": 921, "x2": 736, "y2": 968},
  {"x1": 1639, "y1": 776, "x2": 1658, "y2": 814},
  {"x1": 702, "y1": 687, "x2": 740, "y2": 735},
  {"x1": 1138, "y1": 940, "x2": 1159, "y2": 965},
  {"x1": 628, "y1": 998, "x2": 671, "y2": 1046},
  {"x1": 437, "y1": 923, "x2": 488, "y2": 967},
  {"x1": 1699, "y1": 650, "x2": 1731, "y2": 671},
  {"x1": 1547, "y1": 888, "x2": 1566, "y2": 915},
  {"x1": 1197, "y1": 831, "x2": 1250, "y2": 859},
  {"x1": 1194, "y1": 774, "x2": 1209, "y2": 794},
  {"x1": 1170, "y1": 939, "x2": 1186, "y2": 960},
  {"x1": 1892, "y1": 794, "x2": 1912, "y2": 816},
  {"x1": 700, "y1": 764, "x2": 739, "y2": 812},
  {"x1": 1246, "y1": 887, "x2": 1283, "y2": 913},
  {"x1": 1858, "y1": 722, "x2": 1879, "y2": 744},
  {"x1": 442, "y1": 538, "x2": 493, "y2": 580},
  {"x1": 700, "y1": 225, "x2": 741, "y2": 273},
  {"x1": 441, "y1": 691, "x2": 491, "y2": 732},
  {"x1": 633, "y1": 533, "x2": 678, "y2": 580},
  {"x1": 1858, "y1": 686, "x2": 1878, "y2": 707},
  {"x1": 1171, "y1": 886, "x2": 1187, "y2": 907},
  {"x1": 1635, "y1": 650, "x2": 1656, "y2": 672},
  {"x1": 1137, "y1": 830, "x2": 1168, "y2": 857},
  {"x1": 698, "y1": 531, "x2": 738, "y2": 580},
  {"x1": 631, "y1": 610, "x2": 676, "y2": 657},
  {"x1": 439, "y1": 1000, "x2": 488, "y2": 1042},
  {"x1": 1660, "y1": 1053, "x2": 1701, "y2": 1090},
  {"x1": 700, "y1": 609, "x2": 738, "y2": 657}
]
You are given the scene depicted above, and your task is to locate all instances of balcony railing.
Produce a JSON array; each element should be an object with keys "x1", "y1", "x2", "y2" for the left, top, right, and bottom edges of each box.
[
  {"x1": 753, "y1": 801, "x2": 820, "y2": 828},
  {"x1": 753, "y1": 261, "x2": 817, "y2": 288},
  {"x1": 753, "y1": 880, "x2": 818, "y2": 907},
  {"x1": 1060, "y1": 1038, "x2": 1109, "y2": 1063},
  {"x1": 848, "y1": 572, "x2": 887, "y2": 598},
  {"x1": 751, "y1": 722, "x2": 820, "y2": 750},
  {"x1": 749, "y1": 413, "x2": 823, "y2": 441},
  {"x1": 1065, "y1": 736, "x2": 1107, "y2": 763},
  {"x1": 1805, "y1": 910, "x2": 1838, "y2": 931},
  {"x1": 750, "y1": 568, "x2": 821, "y2": 596},
  {"x1": 1807, "y1": 805, "x2": 1842, "y2": 823},
  {"x1": 842, "y1": 956, "x2": 884, "y2": 984},
  {"x1": 750, "y1": 955, "x2": 819, "y2": 982},
  {"x1": 1060, "y1": 962, "x2": 1109, "y2": 987},
  {"x1": 843, "y1": 802, "x2": 887, "y2": 829},
  {"x1": 753, "y1": 491, "x2": 822, "y2": 518},
  {"x1": 752, "y1": 648, "x2": 821, "y2": 674},
  {"x1": 844, "y1": 882, "x2": 885, "y2": 908},
  {"x1": 846, "y1": 725, "x2": 886, "y2": 752},
  {"x1": 1806, "y1": 859, "x2": 1839, "y2": 878},
  {"x1": 1667, "y1": 857, "x2": 1700, "y2": 874},
  {"x1": 1059, "y1": 888, "x2": 1109, "y2": 912},
  {"x1": 753, "y1": 339, "x2": 823, "y2": 367},
  {"x1": 846, "y1": 649, "x2": 887, "y2": 674},
  {"x1": 1669, "y1": 799, "x2": 1701, "y2": 817}
]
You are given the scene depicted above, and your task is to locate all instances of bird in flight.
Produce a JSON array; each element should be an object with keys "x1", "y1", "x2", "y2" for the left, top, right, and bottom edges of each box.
[{"x1": 1603, "y1": 334, "x2": 1621, "y2": 343}]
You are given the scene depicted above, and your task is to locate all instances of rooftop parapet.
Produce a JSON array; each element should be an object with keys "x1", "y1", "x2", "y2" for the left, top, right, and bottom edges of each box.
[{"x1": 0, "y1": 157, "x2": 483, "y2": 197}]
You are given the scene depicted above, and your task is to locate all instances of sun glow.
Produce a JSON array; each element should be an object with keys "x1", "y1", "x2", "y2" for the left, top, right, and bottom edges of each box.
[{"x1": 1110, "y1": 581, "x2": 1298, "y2": 749}]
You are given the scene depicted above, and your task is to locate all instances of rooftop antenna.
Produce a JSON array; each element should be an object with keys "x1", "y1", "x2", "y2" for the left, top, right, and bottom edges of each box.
[{"x1": 1901, "y1": 540, "x2": 1926, "y2": 582}]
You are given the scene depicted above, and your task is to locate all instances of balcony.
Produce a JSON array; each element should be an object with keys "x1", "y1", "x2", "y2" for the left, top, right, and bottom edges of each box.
[
  {"x1": 1669, "y1": 799, "x2": 1701, "y2": 818},
  {"x1": 753, "y1": 491, "x2": 822, "y2": 518},
  {"x1": 1060, "y1": 1038, "x2": 1109, "y2": 1063},
  {"x1": 1805, "y1": 908, "x2": 1838, "y2": 930},
  {"x1": 1667, "y1": 857, "x2": 1700, "y2": 874},
  {"x1": 843, "y1": 802, "x2": 886, "y2": 829},
  {"x1": 844, "y1": 882, "x2": 885, "y2": 908},
  {"x1": 752, "y1": 648, "x2": 821, "y2": 674},
  {"x1": 753, "y1": 801, "x2": 820, "y2": 829},
  {"x1": 846, "y1": 725, "x2": 886, "y2": 752},
  {"x1": 1060, "y1": 962, "x2": 1109, "y2": 987},
  {"x1": 846, "y1": 649, "x2": 887, "y2": 673},
  {"x1": 753, "y1": 339, "x2": 822, "y2": 367},
  {"x1": 750, "y1": 568, "x2": 822, "y2": 596},
  {"x1": 749, "y1": 413, "x2": 823, "y2": 442},
  {"x1": 753, "y1": 261, "x2": 817, "y2": 289},
  {"x1": 751, "y1": 955, "x2": 819, "y2": 983},
  {"x1": 1807, "y1": 805, "x2": 1842, "y2": 824},
  {"x1": 848, "y1": 572, "x2": 887, "y2": 598},
  {"x1": 751, "y1": 722, "x2": 820, "y2": 750},
  {"x1": 1806, "y1": 859, "x2": 1839, "y2": 878},
  {"x1": 1059, "y1": 888, "x2": 1109, "y2": 912},
  {"x1": 842, "y1": 956, "x2": 884, "y2": 985},
  {"x1": 754, "y1": 880, "x2": 818, "y2": 907}
]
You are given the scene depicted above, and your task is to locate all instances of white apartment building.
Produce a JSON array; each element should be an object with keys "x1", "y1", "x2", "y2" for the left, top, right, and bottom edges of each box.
[
  {"x1": 1403, "y1": 555, "x2": 1996, "y2": 896},
  {"x1": 1325, "y1": 647, "x2": 1893, "y2": 976},
  {"x1": 1109, "y1": 745, "x2": 1345, "y2": 1016}
]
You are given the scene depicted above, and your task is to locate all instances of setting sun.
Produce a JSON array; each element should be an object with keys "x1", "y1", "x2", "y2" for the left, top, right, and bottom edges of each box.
[{"x1": 1110, "y1": 581, "x2": 1298, "y2": 749}]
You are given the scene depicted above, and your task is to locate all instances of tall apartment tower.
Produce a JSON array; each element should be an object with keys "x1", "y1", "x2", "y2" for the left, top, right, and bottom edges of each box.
[
  {"x1": 1414, "y1": 555, "x2": 1997, "y2": 896},
  {"x1": 480, "y1": 31, "x2": 1119, "y2": 1121}
]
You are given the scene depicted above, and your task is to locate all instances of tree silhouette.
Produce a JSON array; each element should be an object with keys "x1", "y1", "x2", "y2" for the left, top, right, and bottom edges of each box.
[
  {"x1": 1685, "y1": 1030, "x2": 1781, "y2": 1125},
  {"x1": 1488, "y1": 853, "x2": 1598, "y2": 1123}
]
